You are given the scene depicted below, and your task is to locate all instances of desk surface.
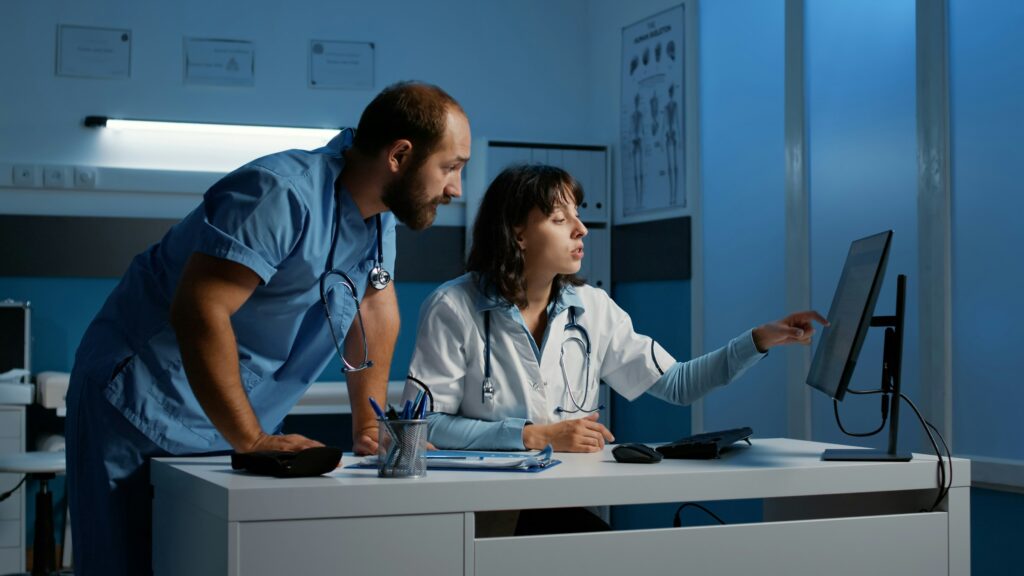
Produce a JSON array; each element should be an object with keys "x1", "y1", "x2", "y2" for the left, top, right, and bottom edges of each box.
[{"x1": 152, "y1": 438, "x2": 970, "y2": 523}]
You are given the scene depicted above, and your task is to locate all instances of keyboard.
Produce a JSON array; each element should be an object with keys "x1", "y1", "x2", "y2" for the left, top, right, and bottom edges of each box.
[{"x1": 655, "y1": 427, "x2": 753, "y2": 459}]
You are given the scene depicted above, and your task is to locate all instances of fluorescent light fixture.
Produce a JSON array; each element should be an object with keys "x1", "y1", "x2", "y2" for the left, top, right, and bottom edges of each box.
[{"x1": 84, "y1": 116, "x2": 340, "y2": 140}]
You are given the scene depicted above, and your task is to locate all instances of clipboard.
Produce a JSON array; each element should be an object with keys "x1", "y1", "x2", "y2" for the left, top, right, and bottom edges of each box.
[{"x1": 348, "y1": 446, "x2": 561, "y2": 473}]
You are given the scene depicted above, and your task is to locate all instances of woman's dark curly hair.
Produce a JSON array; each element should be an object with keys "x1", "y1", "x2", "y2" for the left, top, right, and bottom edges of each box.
[{"x1": 466, "y1": 164, "x2": 585, "y2": 308}]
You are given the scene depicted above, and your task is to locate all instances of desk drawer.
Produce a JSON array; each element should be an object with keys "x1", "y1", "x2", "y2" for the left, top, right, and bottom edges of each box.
[
  {"x1": 0, "y1": 473, "x2": 20, "y2": 520},
  {"x1": 476, "y1": 512, "x2": 947, "y2": 576},
  {"x1": 237, "y1": 514, "x2": 464, "y2": 576},
  {"x1": 0, "y1": 520, "x2": 20, "y2": 548},
  {"x1": 0, "y1": 409, "x2": 23, "y2": 439}
]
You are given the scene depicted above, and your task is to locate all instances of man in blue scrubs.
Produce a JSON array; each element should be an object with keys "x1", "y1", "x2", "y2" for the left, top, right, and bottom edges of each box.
[{"x1": 65, "y1": 81, "x2": 472, "y2": 575}]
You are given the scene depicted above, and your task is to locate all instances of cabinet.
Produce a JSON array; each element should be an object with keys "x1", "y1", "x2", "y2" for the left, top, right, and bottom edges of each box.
[
  {"x1": 0, "y1": 302, "x2": 29, "y2": 573},
  {"x1": 468, "y1": 141, "x2": 611, "y2": 290}
]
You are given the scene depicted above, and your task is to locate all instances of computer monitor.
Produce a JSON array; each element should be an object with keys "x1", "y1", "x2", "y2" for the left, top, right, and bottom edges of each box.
[
  {"x1": 806, "y1": 230, "x2": 892, "y2": 401},
  {"x1": 806, "y1": 230, "x2": 911, "y2": 461}
]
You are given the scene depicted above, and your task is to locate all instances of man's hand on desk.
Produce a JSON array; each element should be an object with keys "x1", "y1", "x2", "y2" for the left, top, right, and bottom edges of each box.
[
  {"x1": 353, "y1": 425, "x2": 379, "y2": 456},
  {"x1": 523, "y1": 413, "x2": 615, "y2": 453},
  {"x1": 242, "y1": 431, "x2": 324, "y2": 453}
]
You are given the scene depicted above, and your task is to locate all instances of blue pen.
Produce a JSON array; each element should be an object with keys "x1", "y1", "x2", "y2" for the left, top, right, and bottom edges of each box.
[
  {"x1": 368, "y1": 397, "x2": 386, "y2": 421},
  {"x1": 412, "y1": 390, "x2": 425, "y2": 417},
  {"x1": 401, "y1": 399, "x2": 413, "y2": 419},
  {"x1": 415, "y1": 393, "x2": 428, "y2": 419}
]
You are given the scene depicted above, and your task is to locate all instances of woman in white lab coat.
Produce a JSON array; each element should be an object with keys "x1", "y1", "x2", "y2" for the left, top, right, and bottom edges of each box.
[{"x1": 404, "y1": 164, "x2": 826, "y2": 454}]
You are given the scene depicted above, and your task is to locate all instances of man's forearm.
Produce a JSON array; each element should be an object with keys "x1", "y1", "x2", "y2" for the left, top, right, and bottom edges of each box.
[
  {"x1": 174, "y1": 307, "x2": 264, "y2": 451},
  {"x1": 345, "y1": 284, "x2": 399, "y2": 435}
]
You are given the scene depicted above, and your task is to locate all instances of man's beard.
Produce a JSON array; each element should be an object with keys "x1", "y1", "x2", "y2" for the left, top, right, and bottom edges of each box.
[{"x1": 382, "y1": 166, "x2": 442, "y2": 231}]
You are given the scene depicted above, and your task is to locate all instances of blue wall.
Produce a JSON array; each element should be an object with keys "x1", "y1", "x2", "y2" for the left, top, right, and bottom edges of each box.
[
  {"x1": 0, "y1": 277, "x2": 442, "y2": 382},
  {"x1": 947, "y1": 1, "x2": 1024, "y2": 574},
  {"x1": 699, "y1": 0, "x2": 789, "y2": 436},
  {"x1": 0, "y1": 275, "x2": 443, "y2": 551},
  {"x1": 971, "y1": 488, "x2": 1024, "y2": 576},
  {"x1": 949, "y1": 0, "x2": 1024, "y2": 462},
  {"x1": 610, "y1": 280, "x2": 692, "y2": 530},
  {"x1": 806, "y1": 0, "x2": 921, "y2": 449}
]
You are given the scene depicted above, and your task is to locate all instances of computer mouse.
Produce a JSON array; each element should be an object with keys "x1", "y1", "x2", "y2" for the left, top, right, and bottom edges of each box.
[
  {"x1": 231, "y1": 446, "x2": 342, "y2": 478},
  {"x1": 612, "y1": 442, "x2": 663, "y2": 464}
]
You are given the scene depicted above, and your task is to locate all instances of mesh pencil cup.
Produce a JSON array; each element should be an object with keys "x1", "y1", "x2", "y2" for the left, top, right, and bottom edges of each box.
[{"x1": 377, "y1": 419, "x2": 428, "y2": 478}]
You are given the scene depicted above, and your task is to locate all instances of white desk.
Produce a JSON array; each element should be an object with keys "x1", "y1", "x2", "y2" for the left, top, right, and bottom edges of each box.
[{"x1": 151, "y1": 438, "x2": 971, "y2": 576}]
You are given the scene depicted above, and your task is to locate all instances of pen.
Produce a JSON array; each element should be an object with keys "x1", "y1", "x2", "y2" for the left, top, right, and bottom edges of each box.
[
  {"x1": 386, "y1": 404, "x2": 398, "y2": 420},
  {"x1": 368, "y1": 397, "x2": 386, "y2": 421},
  {"x1": 401, "y1": 399, "x2": 413, "y2": 419},
  {"x1": 412, "y1": 390, "x2": 425, "y2": 418}
]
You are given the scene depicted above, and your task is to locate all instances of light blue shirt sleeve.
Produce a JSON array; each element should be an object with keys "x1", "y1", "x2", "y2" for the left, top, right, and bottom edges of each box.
[
  {"x1": 645, "y1": 328, "x2": 766, "y2": 405},
  {"x1": 197, "y1": 167, "x2": 308, "y2": 284},
  {"x1": 426, "y1": 412, "x2": 530, "y2": 451},
  {"x1": 380, "y1": 212, "x2": 397, "y2": 280}
]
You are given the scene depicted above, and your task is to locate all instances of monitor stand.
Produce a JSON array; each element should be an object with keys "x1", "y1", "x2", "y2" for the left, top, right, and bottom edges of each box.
[{"x1": 824, "y1": 274, "x2": 912, "y2": 462}]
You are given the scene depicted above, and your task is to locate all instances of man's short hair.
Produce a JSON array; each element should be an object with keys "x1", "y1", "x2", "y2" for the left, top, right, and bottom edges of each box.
[{"x1": 352, "y1": 81, "x2": 465, "y2": 158}]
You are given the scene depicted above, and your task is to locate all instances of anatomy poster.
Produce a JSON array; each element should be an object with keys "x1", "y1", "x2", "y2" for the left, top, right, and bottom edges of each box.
[{"x1": 619, "y1": 4, "x2": 687, "y2": 224}]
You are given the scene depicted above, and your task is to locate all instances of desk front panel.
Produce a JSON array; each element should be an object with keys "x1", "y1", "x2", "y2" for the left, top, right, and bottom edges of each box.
[
  {"x1": 475, "y1": 511, "x2": 948, "y2": 576},
  {"x1": 236, "y1": 513, "x2": 465, "y2": 576}
]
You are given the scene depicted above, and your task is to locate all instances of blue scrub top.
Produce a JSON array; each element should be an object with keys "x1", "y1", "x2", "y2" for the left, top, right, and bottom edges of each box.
[{"x1": 75, "y1": 129, "x2": 397, "y2": 454}]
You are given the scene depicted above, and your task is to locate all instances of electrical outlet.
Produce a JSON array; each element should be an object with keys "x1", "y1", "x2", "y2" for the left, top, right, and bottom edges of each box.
[
  {"x1": 43, "y1": 166, "x2": 67, "y2": 188},
  {"x1": 74, "y1": 166, "x2": 97, "y2": 189},
  {"x1": 12, "y1": 164, "x2": 36, "y2": 187}
]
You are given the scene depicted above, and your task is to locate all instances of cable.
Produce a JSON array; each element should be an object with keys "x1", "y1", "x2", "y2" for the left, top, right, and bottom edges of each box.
[
  {"x1": 926, "y1": 419, "x2": 953, "y2": 509},
  {"x1": 673, "y1": 502, "x2": 726, "y2": 527},
  {"x1": 841, "y1": 388, "x2": 951, "y2": 512},
  {"x1": 0, "y1": 475, "x2": 26, "y2": 503},
  {"x1": 833, "y1": 388, "x2": 889, "y2": 437},
  {"x1": 898, "y1": 392, "x2": 952, "y2": 511}
]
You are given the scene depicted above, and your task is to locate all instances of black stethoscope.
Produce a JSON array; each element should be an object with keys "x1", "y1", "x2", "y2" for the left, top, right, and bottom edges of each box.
[
  {"x1": 318, "y1": 150, "x2": 393, "y2": 372},
  {"x1": 482, "y1": 306, "x2": 604, "y2": 414}
]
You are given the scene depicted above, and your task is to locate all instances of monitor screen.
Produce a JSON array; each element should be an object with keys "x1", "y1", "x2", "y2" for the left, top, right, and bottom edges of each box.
[{"x1": 806, "y1": 230, "x2": 893, "y2": 400}]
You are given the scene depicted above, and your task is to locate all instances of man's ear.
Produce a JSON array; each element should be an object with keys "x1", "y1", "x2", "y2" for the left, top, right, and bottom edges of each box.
[{"x1": 386, "y1": 140, "x2": 414, "y2": 173}]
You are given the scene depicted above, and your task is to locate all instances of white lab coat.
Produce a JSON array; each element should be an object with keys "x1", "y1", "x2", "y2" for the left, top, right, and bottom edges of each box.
[{"x1": 403, "y1": 273, "x2": 675, "y2": 425}]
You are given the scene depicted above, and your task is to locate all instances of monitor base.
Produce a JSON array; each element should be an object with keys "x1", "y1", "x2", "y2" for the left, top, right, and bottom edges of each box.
[{"x1": 822, "y1": 448, "x2": 912, "y2": 462}]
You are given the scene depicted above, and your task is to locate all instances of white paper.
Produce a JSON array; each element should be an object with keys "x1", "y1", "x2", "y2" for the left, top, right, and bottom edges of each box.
[
  {"x1": 184, "y1": 38, "x2": 254, "y2": 86},
  {"x1": 57, "y1": 25, "x2": 131, "y2": 79},
  {"x1": 309, "y1": 40, "x2": 374, "y2": 90}
]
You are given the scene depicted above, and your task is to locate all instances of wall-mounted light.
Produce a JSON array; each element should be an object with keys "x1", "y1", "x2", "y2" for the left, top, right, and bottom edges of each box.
[{"x1": 84, "y1": 116, "x2": 341, "y2": 140}]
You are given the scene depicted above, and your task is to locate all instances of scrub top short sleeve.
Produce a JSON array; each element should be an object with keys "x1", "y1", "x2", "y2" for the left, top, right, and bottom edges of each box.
[{"x1": 197, "y1": 167, "x2": 309, "y2": 284}]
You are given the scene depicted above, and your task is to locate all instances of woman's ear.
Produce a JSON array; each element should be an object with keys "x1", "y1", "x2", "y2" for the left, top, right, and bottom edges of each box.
[{"x1": 513, "y1": 225, "x2": 526, "y2": 251}]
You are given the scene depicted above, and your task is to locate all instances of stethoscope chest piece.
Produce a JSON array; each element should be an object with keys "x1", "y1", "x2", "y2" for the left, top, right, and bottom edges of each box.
[
  {"x1": 482, "y1": 377, "x2": 496, "y2": 403},
  {"x1": 369, "y1": 264, "x2": 392, "y2": 290}
]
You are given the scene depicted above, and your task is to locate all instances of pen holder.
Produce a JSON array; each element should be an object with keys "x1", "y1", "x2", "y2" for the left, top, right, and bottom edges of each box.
[{"x1": 377, "y1": 419, "x2": 428, "y2": 478}]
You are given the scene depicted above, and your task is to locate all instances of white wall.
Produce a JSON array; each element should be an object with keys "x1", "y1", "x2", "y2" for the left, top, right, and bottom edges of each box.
[{"x1": 0, "y1": 0, "x2": 594, "y2": 216}]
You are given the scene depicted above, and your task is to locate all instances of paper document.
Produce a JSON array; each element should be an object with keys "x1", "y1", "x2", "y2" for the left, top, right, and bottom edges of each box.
[{"x1": 358, "y1": 446, "x2": 556, "y2": 470}]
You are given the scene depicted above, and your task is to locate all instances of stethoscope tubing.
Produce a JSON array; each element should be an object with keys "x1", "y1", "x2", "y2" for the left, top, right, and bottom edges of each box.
[{"x1": 482, "y1": 306, "x2": 599, "y2": 413}]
